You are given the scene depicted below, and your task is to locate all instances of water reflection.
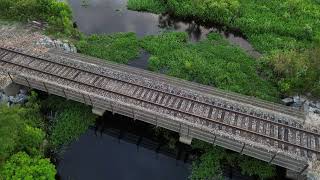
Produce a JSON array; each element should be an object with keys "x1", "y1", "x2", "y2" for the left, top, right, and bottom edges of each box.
[
  {"x1": 68, "y1": 0, "x2": 261, "y2": 55},
  {"x1": 56, "y1": 113, "x2": 191, "y2": 180},
  {"x1": 127, "y1": 50, "x2": 150, "y2": 69}
]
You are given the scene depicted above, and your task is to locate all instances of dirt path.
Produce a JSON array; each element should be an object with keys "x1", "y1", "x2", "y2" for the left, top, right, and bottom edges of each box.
[{"x1": 0, "y1": 21, "x2": 49, "y2": 54}]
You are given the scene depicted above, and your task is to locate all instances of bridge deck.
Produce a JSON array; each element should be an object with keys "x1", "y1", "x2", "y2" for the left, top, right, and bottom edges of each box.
[{"x1": 0, "y1": 46, "x2": 319, "y2": 173}]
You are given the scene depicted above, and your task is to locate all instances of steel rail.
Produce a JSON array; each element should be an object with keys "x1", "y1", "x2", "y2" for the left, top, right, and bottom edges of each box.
[
  {"x1": 0, "y1": 50, "x2": 319, "y2": 154},
  {"x1": 51, "y1": 49, "x2": 303, "y2": 116},
  {"x1": 0, "y1": 47, "x2": 315, "y2": 136}
]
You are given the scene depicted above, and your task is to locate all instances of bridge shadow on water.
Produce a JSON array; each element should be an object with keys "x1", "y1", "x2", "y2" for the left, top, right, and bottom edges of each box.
[
  {"x1": 55, "y1": 111, "x2": 191, "y2": 180},
  {"x1": 54, "y1": 109, "x2": 288, "y2": 180}
]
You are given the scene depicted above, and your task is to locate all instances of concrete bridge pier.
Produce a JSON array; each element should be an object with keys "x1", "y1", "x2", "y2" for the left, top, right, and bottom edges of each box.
[
  {"x1": 2, "y1": 82, "x2": 21, "y2": 96},
  {"x1": 92, "y1": 107, "x2": 105, "y2": 116},
  {"x1": 179, "y1": 135, "x2": 193, "y2": 145}
]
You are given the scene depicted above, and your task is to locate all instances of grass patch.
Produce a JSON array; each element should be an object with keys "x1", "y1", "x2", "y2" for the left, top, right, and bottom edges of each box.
[
  {"x1": 76, "y1": 33, "x2": 140, "y2": 64},
  {"x1": 126, "y1": 0, "x2": 320, "y2": 97},
  {"x1": 41, "y1": 96, "x2": 96, "y2": 148},
  {"x1": 258, "y1": 47, "x2": 320, "y2": 97},
  {"x1": 248, "y1": 33, "x2": 311, "y2": 54},
  {"x1": 0, "y1": 0, "x2": 79, "y2": 38},
  {"x1": 127, "y1": 0, "x2": 167, "y2": 14},
  {"x1": 127, "y1": 0, "x2": 320, "y2": 53},
  {"x1": 141, "y1": 32, "x2": 279, "y2": 101},
  {"x1": 191, "y1": 141, "x2": 276, "y2": 180}
]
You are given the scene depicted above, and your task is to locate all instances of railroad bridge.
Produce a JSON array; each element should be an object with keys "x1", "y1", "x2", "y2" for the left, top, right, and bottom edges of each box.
[{"x1": 0, "y1": 46, "x2": 319, "y2": 175}]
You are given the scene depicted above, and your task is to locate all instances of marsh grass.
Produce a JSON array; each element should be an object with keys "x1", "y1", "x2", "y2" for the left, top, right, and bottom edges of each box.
[
  {"x1": 127, "y1": 0, "x2": 166, "y2": 14},
  {"x1": 127, "y1": 0, "x2": 320, "y2": 53},
  {"x1": 76, "y1": 32, "x2": 140, "y2": 64},
  {"x1": 41, "y1": 96, "x2": 96, "y2": 148},
  {"x1": 141, "y1": 32, "x2": 279, "y2": 102}
]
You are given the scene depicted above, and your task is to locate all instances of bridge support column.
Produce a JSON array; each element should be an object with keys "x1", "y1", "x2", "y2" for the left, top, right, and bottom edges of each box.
[
  {"x1": 92, "y1": 107, "x2": 105, "y2": 116},
  {"x1": 2, "y1": 82, "x2": 21, "y2": 96},
  {"x1": 179, "y1": 135, "x2": 192, "y2": 145}
]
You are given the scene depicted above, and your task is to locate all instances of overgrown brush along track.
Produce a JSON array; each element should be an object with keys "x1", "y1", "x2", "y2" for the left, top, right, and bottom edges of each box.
[{"x1": 0, "y1": 47, "x2": 319, "y2": 161}]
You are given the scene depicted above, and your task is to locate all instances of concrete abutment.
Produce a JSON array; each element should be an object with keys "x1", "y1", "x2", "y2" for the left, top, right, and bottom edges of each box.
[{"x1": 92, "y1": 107, "x2": 105, "y2": 116}]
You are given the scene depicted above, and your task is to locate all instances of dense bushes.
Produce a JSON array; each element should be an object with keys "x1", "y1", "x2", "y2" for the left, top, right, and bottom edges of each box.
[
  {"x1": 259, "y1": 46, "x2": 320, "y2": 97},
  {"x1": 41, "y1": 96, "x2": 96, "y2": 148},
  {"x1": 0, "y1": 102, "x2": 45, "y2": 165},
  {"x1": 1, "y1": 152, "x2": 56, "y2": 180},
  {"x1": 128, "y1": 0, "x2": 167, "y2": 14},
  {"x1": 76, "y1": 33, "x2": 140, "y2": 64},
  {"x1": 190, "y1": 147, "x2": 225, "y2": 179},
  {"x1": 141, "y1": 32, "x2": 279, "y2": 101},
  {"x1": 128, "y1": 0, "x2": 240, "y2": 25},
  {"x1": 0, "y1": 106, "x2": 24, "y2": 164},
  {"x1": 128, "y1": 0, "x2": 320, "y2": 52},
  {"x1": 166, "y1": 0, "x2": 240, "y2": 24},
  {"x1": 127, "y1": 0, "x2": 320, "y2": 98},
  {"x1": 191, "y1": 141, "x2": 276, "y2": 180},
  {"x1": 0, "y1": 0, "x2": 76, "y2": 37},
  {"x1": 0, "y1": 92, "x2": 55, "y2": 179}
]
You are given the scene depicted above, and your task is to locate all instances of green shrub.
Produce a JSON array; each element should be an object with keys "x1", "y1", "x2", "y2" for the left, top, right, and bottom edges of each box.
[
  {"x1": 19, "y1": 91, "x2": 45, "y2": 129},
  {"x1": 239, "y1": 157, "x2": 276, "y2": 179},
  {"x1": 42, "y1": 96, "x2": 96, "y2": 148},
  {"x1": 76, "y1": 33, "x2": 140, "y2": 64},
  {"x1": 190, "y1": 147, "x2": 225, "y2": 180},
  {"x1": 127, "y1": 0, "x2": 320, "y2": 54},
  {"x1": 259, "y1": 46, "x2": 320, "y2": 97},
  {"x1": 0, "y1": 0, "x2": 77, "y2": 37},
  {"x1": 1, "y1": 152, "x2": 56, "y2": 180},
  {"x1": 166, "y1": 0, "x2": 240, "y2": 24},
  {"x1": 18, "y1": 125, "x2": 45, "y2": 156},
  {"x1": 0, "y1": 98, "x2": 45, "y2": 165},
  {"x1": 0, "y1": 106, "x2": 23, "y2": 164},
  {"x1": 127, "y1": 0, "x2": 167, "y2": 14},
  {"x1": 248, "y1": 33, "x2": 310, "y2": 53},
  {"x1": 142, "y1": 32, "x2": 279, "y2": 101},
  {"x1": 191, "y1": 140, "x2": 276, "y2": 180}
]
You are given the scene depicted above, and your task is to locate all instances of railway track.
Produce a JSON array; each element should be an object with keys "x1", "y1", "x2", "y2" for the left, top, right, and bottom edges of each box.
[
  {"x1": 0, "y1": 46, "x2": 319, "y2": 161},
  {"x1": 50, "y1": 49, "x2": 304, "y2": 119}
]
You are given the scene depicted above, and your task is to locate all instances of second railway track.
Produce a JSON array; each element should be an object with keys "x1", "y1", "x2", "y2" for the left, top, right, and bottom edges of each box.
[{"x1": 0, "y1": 47, "x2": 319, "y2": 161}]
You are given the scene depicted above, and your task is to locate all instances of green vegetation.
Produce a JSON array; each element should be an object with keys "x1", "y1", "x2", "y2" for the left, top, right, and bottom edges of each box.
[
  {"x1": 0, "y1": 96, "x2": 44, "y2": 164},
  {"x1": 1, "y1": 152, "x2": 56, "y2": 180},
  {"x1": 191, "y1": 140, "x2": 276, "y2": 180},
  {"x1": 128, "y1": 0, "x2": 166, "y2": 14},
  {"x1": 77, "y1": 31, "x2": 279, "y2": 101},
  {"x1": 190, "y1": 147, "x2": 225, "y2": 180},
  {"x1": 128, "y1": 0, "x2": 320, "y2": 52},
  {"x1": 238, "y1": 156, "x2": 277, "y2": 179},
  {"x1": 41, "y1": 96, "x2": 96, "y2": 148},
  {"x1": 142, "y1": 32, "x2": 279, "y2": 101},
  {"x1": 127, "y1": 0, "x2": 320, "y2": 97},
  {"x1": 259, "y1": 47, "x2": 320, "y2": 97},
  {"x1": 0, "y1": 92, "x2": 56, "y2": 179},
  {"x1": 0, "y1": 0, "x2": 78, "y2": 37},
  {"x1": 0, "y1": 105, "x2": 24, "y2": 164},
  {"x1": 76, "y1": 33, "x2": 140, "y2": 64}
]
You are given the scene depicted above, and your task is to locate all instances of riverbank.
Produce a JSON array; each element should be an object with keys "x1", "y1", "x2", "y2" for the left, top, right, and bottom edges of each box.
[{"x1": 126, "y1": 0, "x2": 320, "y2": 100}]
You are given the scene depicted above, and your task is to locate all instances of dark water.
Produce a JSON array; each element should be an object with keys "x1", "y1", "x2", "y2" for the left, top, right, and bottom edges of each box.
[
  {"x1": 56, "y1": 113, "x2": 191, "y2": 180},
  {"x1": 56, "y1": 112, "x2": 262, "y2": 180},
  {"x1": 127, "y1": 50, "x2": 150, "y2": 69},
  {"x1": 68, "y1": 0, "x2": 261, "y2": 68},
  {"x1": 57, "y1": 129, "x2": 190, "y2": 180}
]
